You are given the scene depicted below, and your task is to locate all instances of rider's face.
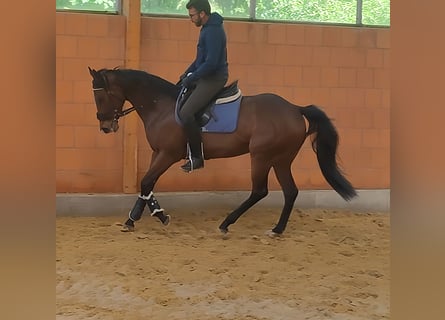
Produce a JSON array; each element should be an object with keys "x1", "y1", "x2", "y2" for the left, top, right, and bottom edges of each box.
[{"x1": 188, "y1": 8, "x2": 203, "y2": 27}]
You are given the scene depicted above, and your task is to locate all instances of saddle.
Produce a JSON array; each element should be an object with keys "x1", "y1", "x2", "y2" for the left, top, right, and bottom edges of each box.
[{"x1": 175, "y1": 81, "x2": 241, "y2": 128}]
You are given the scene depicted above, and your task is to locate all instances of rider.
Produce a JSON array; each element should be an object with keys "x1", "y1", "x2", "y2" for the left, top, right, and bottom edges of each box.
[{"x1": 178, "y1": 0, "x2": 229, "y2": 172}]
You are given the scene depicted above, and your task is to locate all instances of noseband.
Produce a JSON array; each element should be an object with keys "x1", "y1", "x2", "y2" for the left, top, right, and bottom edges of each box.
[{"x1": 93, "y1": 87, "x2": 142, "y2": 121}]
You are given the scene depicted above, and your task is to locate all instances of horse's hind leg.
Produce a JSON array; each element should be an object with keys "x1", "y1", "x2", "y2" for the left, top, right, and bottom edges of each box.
[
  {"x1": 269, "y1": 161, "x2": 298, "y2": 235},
  {"x1": 219, "y1": 157, "x2": 271, "y2": 233}
]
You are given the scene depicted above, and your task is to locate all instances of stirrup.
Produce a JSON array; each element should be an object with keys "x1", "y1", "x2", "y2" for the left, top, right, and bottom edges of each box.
[{"x1": 181, "y1": 157, "x2": 204, "y2": 172}]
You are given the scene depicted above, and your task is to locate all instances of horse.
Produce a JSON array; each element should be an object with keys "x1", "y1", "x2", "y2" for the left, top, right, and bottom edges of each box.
[{"x1": 88, "y1": 67, "x2": 357, "y2": 236}]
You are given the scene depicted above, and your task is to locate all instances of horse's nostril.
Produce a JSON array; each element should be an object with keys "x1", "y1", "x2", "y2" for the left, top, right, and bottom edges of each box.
[{"x1": 101, "y1": 127, "x2": 111, "y2": 133}]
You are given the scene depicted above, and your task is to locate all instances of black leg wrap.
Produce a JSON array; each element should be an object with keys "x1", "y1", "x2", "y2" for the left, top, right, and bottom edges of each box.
[
  {"x1": 128, "y1": 197, "x2": 147, "y2": 222},
  {"x1": 140, "y1": 192, "x2": 168, "y2": 224}
]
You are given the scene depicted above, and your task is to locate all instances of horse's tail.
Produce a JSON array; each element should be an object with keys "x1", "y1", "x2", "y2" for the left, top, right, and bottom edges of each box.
[{"x1": 299, "y1": 105, "x2": 357, "y2": 201}]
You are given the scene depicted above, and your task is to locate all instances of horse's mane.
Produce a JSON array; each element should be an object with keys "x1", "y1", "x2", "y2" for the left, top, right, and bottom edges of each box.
[{"x1": 98, "y1": 67, "x2": 180, "y2": 98}]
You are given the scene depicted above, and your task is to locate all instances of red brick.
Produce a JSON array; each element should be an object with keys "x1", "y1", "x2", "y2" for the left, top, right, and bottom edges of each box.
[
  {"x1": 374, "y1": 68, "x2": 390, "y2": 89},
  {"x1": 312, "y1": 47, "x2": 332, "y2": 66},
  {"x1": 331, "y1": 47, "x2": 366, "y2": 67},
  {"x1": 56, "y1": 171, "x2": 73, "y2": 192},
  {"x1": 64, "y1": 13, "x2": 88, "y2": 35},
  {"x1": 99, "y1": 38, "x2": 125, "y2": 59},
  {"x1": 56, "y1": 58, "x2": 64, "y2": 81},
  {"x1": 341, "y1": 28, "x2": 360, "y2": 47},
  {"x1": 293, "y1": 87, "x2": 312, "y2": 105},
  {"x1": 311, "y1": 88, "x2": 331, "y2": 107},
  {"x1": 73, "y1": 170, "x2": 122, "y2": 193},
  {"x1": 309, "y1": 169, "x2": 329, "y2": 188},
  {"x1": 322, "y1": 27, "x2": 342, "y2": 47},
  {"x1": 56, "y1": 35, "x2": 78, "y2": 58},
  {"x1": 359, "y1": 29, "x2": 377, "y2": 48},
  {"x1": 366, "y1": 49, "x2": 384, "y2": 68},
  {"x1": 74, "y1": 126, "x2": 97, "y2": 148},
  {"x1": 228, "y1": 43, "x2": 251, "y2": 65},
  {"x1": 330, "y1": 88, "x2": 348, "y2": 107},
  {"x1": 267, "y1": 24, "x2": 286, "y2": 44},
  {"x1": 56, "y1": 126, "x2": 74, "y2": 148},
  {"x1": 56, "y1": 13, "x2": 65, "y2": 35},
  {"x1": 371, "y1": 148, "x2": 389, "y2": 168},
  {"x1": 275, "y1": 45, "x2": 296, "y2": 66},
  {"x1": 157, "y1": 40, "x2": 180, "y2": 62},
  {"x1": 302, "y1": 67, "x2": 321, "y2": 88},
  {"x1": 57, "y1": 103, "x2": 85, "y2": 125},
  {"x1": 357, "y1": 68, "x2": 374, "y2": 88},
  {"x1": 57, "y1": 149, "x2": 81, "y2": 170},
  {"x1": 147, "y1": 18, "x2": 170, "y2": 40},
  {"x1": 354, "y1": 108, "x2": 374, "y2": 129},
  {"x1": 63, "y1": 59, "x2": 91, "y2": 81},
  {"x1": 381, "y1": 89, "x2": 390, "y2": 108},
  {"x1": 230, "y1": 65, "x2": 248, "y2": 83},
  {"x1": 335, "y1": 109, "x2": 356, "y2": 130},
  {"x1": 338, "y1": 129, "x2": 362, "y2": 149},
  {"x1": 56, "y1": 81, "x2": 73, "y2": 103},
  {"x1": 254, "y1": 45, "x2": 276, "y2": 65},
  {"x1": 73, "y1": 80, "x2": 93, "y2": 103},
  {"x1": 383, "y1": 50, "x2": 390, "y2": 68},
  {"x1": 108, "y1": 15, "x2": 126, "y2": 37},
  {"x1": 365, "y1": 89, "x2": 382, "y2": 108},
  {"x1": 227, "y1": 22, "x2": 249, "y2": 43},
  {"x1": 248, "y1": 23, "x2": 267, "y2": 43},
  {"x1": 362, "y1": 129, "x2": 382, "y2": 148},
  {"x1": 284, "y1": 67, "x2": 303, "y2": 87},
  {"x1": 87, "y1": 14, "x2": 109, "y2": 36},
  {"x1": 339, "y1": 68, "x2": 357, "y2": 87},
  {"x1": 345, "y1": 88, "x2": 366, "y2": 108},
  {"x1": 321, "y1": 67, "x2": 339, "y2": 87},
  {"x1": 84, "y1": 104, "x2": 101, "y2": 126},
  {"x1": 377, "y1": 29, "x2": 390, "y2": 48},
  {"x1": 77, "y1": 37, "x2": 101, "y2": 59},
  {"x1": 168, "y1": 19, "x2": 191, "y2": 40},
  {"x1": 304, "y1": 26, "x2": 323, "y2": 46},
  {"x1": 285, "y1": 25, "x2": 305, "y2": 45},
  {"x1": 245, "y1": 66, "x2": 264, "y2": 86}
]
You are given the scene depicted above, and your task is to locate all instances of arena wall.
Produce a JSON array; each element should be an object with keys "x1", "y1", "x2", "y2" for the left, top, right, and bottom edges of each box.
[{"x1": 56, "y1": 12, "x2": 390, "y2": 193}]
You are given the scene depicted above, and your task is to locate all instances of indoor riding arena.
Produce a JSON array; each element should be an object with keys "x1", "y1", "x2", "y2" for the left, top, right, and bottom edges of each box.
[{"x1": 56, "y1": 1, "x2": 390, "y2": 319}]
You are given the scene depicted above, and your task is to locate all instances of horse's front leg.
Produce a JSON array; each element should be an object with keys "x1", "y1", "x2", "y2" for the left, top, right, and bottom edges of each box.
[{"x1": 121, "y1": 151, "x2": 177, "y2": 232}]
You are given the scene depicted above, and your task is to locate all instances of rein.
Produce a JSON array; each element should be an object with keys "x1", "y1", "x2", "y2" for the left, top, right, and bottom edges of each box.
[
  {"x1": 114, "y1": 105, "x2": 142, "y2": 120},
  {"x1": 93, "y1": 87, "x2": 142, "y2": 121}
]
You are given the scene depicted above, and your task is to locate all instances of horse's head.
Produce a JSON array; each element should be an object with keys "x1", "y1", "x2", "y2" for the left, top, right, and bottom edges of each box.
[{"x1": 88, "y1": 67, "x2": 126, "y2": 133}]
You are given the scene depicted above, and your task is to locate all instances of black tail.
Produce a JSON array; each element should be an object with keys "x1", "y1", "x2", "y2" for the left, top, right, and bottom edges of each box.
[{"x1": 299, "y1": 105, "x2": 357, "y2": 201}]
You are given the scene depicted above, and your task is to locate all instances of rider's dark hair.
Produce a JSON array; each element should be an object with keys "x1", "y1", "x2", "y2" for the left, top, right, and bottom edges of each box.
[{"x1": 186, "y1": 0, "x2": 211, "y2": 15}]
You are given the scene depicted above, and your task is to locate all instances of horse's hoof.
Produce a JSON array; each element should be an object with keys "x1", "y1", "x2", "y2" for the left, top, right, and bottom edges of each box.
[
  {"x1": 121, "y1": 224, "x2": 135, "y2": 232},
  {"x1": 162, "y1": 214, "x2": 171, "y2": 226},
  {"x1": 219, "y1": 227, "x2": 230, "y2": 239},
  {"x1": 265, "y1": 230, "x2": 282, "y2": 238}
]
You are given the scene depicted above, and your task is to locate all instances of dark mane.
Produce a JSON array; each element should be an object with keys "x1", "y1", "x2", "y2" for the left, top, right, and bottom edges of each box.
[{"x1": 98, "y1": 67, "x2": 180, "y2": 98}]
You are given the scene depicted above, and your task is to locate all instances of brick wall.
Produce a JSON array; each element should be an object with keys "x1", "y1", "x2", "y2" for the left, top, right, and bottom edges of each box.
[{"x1": 56, "y1": 12, "x2": 390, "y2": 193}]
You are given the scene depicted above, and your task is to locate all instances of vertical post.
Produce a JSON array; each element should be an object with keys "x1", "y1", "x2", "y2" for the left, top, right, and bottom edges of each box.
[
  {"x1": 122, "y1": 0, "x2": 141, "y2": 193},
  {"x1": 356, "y1": 0, "x2": 363, "y2": 26},
  {"x1": 249, "y1": 0, "x2": 256, "y2": 20}
]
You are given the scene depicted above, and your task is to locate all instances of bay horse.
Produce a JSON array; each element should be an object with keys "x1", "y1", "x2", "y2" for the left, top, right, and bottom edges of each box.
[{"x1": 88, "y1": 67, "x2": 357, "y2": 236}]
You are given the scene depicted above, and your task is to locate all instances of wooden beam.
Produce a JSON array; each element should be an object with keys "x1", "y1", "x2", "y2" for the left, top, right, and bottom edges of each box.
[{"x1": 122, "y1": 0, "x2": 141, "y2": 193}]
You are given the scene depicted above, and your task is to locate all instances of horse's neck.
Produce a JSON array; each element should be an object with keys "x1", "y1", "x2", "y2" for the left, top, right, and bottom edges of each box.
[{"x1": 128, "y1": 93, "x2": 175, "y2": 127}]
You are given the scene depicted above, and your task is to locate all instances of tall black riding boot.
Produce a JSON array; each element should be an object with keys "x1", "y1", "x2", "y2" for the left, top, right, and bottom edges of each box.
[{"x1": 181, "y1": 120, "x2": 204, "y2": 172}]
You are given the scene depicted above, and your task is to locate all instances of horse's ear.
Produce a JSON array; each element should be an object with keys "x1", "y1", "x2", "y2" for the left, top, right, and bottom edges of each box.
[{"x1": 88, "y1": 66, "x2": 96, "y2": 78}]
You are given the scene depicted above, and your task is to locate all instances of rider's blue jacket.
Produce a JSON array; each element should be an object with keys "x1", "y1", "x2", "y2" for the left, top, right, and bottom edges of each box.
[{"x1": 184, "y1": 12, "x2": 228, "y2": 82}]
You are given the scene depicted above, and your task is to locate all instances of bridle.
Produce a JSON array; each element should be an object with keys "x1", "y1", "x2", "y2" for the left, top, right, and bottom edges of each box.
[{"x1": 92, "y1": 87, "x2": 142, "y2": 122}]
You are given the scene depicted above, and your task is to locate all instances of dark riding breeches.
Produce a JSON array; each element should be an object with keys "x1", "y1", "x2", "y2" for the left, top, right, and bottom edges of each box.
[{"x1": 178, "y1": 74, "x2": 228, "y2": 125}]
